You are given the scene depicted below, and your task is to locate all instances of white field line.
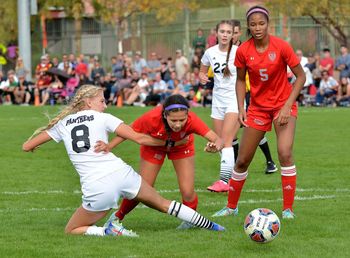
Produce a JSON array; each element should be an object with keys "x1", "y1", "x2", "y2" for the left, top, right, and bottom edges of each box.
[
  {"x1": 0, "y1": 194, "x2": 338, "y2": 213},
  {"x1": 1, "y1": 188, "x2": 350, "y2": 195}
]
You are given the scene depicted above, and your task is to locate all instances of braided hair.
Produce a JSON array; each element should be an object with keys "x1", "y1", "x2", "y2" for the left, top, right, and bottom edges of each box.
[{"x1": 29, "y1": 85, "x2": 103, "y2": 139}]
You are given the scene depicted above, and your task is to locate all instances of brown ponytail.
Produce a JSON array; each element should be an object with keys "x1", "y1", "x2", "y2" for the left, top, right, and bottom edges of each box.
[{"x1": 223, "y1": 38, "x2": 233, "y2": 77}]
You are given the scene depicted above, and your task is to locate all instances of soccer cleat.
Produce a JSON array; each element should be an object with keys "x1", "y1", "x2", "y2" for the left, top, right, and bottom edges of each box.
[
  {"x1": 207, "y1": 180, "x2": 229, "y2": 192},
  {"x1": 104, "y1": 220, "x2": 139, "y2": 237},
  {"x1": 176, "y1": 221, "x2": 195, "y2": 230},
  {"x1": 265, "y1": 161, "x2": 278, "y2": 174},
  {"x1": 211, "y1": 222, "x2": 226, "y2": 231},
  {"x1": 212, "y1": 207, "x2": 238, "y2": 217},
  {"x1": 282, "y1": 208, "x2": 295, "y2": 219}
]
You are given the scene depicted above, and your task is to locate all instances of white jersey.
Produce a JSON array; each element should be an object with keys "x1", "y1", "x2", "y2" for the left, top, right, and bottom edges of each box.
[
  {"x1": 201, "y1": 44, "x2": 238, "y2": 107},
  {"x1": 47, "y1": 110, "x2": 128, "y2": 185}
]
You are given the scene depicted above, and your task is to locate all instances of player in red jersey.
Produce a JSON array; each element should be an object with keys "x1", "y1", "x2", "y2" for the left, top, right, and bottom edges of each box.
[
  {"x1": 212, "y1": 5, "x2": 305, "y2": 219},
  {"x1": 95, "y1": 94, "x2": 223, "y2": 229}
]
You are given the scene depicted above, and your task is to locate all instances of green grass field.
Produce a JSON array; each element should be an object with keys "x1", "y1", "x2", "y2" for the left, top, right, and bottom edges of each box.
[{"x1": 0, "y1": 106, "x2": 349, "y2": 258}]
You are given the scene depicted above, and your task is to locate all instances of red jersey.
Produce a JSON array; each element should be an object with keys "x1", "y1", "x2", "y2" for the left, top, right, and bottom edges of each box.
[
  {"x1": 132, "y1": 106, "x2": 210, "y2": 151},
  {"x1": 235, "y1": 35, "x2": 300, "y2": 110},
  {"x1": 35, "y1": 63, "x2": 52, "y2": 88},
  {"x1": 319, "y1": 57, "x2": 334, "y2": 76}
]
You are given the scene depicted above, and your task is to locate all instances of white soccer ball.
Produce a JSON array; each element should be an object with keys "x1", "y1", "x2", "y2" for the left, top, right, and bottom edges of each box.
[{"x1": 244, "y1": 208, "x2": 281, "y2": 243}]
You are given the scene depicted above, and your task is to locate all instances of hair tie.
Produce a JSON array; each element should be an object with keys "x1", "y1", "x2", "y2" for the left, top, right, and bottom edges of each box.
[{"x1": 164, "y1": 104, "x2": 188, "y2": 111}]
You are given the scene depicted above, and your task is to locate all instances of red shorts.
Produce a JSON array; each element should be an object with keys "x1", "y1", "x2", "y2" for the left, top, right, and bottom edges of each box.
[
  {"x1": 140, "y1": 143, "x2": 195, "y2": 165},
  {"x1": 246, "y1": 103, "x2": 298, "y2": 132}
]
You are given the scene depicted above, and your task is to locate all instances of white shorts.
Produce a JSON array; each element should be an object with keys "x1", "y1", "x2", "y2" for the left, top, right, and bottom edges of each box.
[
  {"x1": 211, "y1": 105, "x2": 239, "y2": 120},
  {"x1": 81, "y1": 165, "x2": 142, "y2": 212}
]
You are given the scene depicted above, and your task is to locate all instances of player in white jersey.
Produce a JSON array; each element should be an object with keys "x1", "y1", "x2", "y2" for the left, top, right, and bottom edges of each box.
[
  {"x1": 199, "y1": 20, "x2": 241, "y2": 192},
  {"x1": 22, "y1": 85, "x2": 225, "y2": 237}
]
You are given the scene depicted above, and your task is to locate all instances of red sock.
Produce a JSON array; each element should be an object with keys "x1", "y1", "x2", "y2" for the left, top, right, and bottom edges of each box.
[
  {"x1": 227, "y1": 170, "x2": 247, "y2": 209},
  {"x1": 115, "y1": 198, "x2": 139, "y2": 221},
  {"x1": 281, "y1": 165, "x2": 297, "y2": 211},
  {"x1": 183, "y1": 194, "x2": 198, "y2": 210}
]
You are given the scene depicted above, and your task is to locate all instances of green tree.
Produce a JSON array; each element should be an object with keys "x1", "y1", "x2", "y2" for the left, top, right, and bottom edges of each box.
[
  {"x1": 0, "y1": 1, "x2": 18, "y2": 46},
  {"x1": 38, "y1": 0, "x2": 85, "y2": 54},
  {"x1": 266, "y1": 0, "x2": 350, "y2": 46}
]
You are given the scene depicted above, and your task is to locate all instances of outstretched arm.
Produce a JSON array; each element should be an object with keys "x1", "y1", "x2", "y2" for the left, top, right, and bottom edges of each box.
[
  {"x1": 22, "y1": 131, "x2": 52, "y2": 152},
  {"x1": 203, "y1": 130, "x2": 224, "y2": 153},
  {"x1": 115, "y1": 123, "x2": 165, "y2": 146}
]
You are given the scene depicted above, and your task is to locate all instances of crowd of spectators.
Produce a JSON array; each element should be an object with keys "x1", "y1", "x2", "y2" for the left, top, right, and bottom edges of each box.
[
  {"x1": 292, "y1": 46, "x2": 350, "y2": 107},
  {"x1": 1, "y1": 28, "x2": 349, "y2": 108}
]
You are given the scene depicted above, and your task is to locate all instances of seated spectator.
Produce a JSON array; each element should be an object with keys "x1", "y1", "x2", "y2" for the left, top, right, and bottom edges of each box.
[
  {"x1": 336, "y1": 77, "x2": 350, "y2": 106},
  {"x1": 122, "y1": 70, "x2": 140, "y2": 103},
  {"x1": 95, "y1": 73, "x2": 113, "y2": 102},
  {"x1": 44, "y1": 75, "x2": 65, "y2": 105},
  {"x1": 147, "y1": 52, "x2": 161, "y2": 80},
  {"x1": 152, "y1": 72, "x2": 167, "y2": 101},
  {"x1": 315, "y1": 71, "x2": 339, "y2": 106},
  {"x1": 1, "y1": 70, "x2": 19, "y2": 105},
  {"x1": 111, "y1": 53, "x2": 125, "y2": 80},
  {"x1": 335, "y1": 45, "x2": 350, "y2": 80},
  {"x1": 15, "y1": 75, "x2": 32, "y2": 105},
  {"x1": 15, "y1": 57, "x2": 28, "y2": 79},
  {"x1": 75, "y1": 57, "x2": 88, "y2": 77},
  {"x1": 161, "y1": 61, "x2": 171, "y2": 82},
  {"x1": 52, "y1": 57, "x2": 59, "y2": 68},
  {"x1": 133, "y1": 51, "x2": 148, "y2": 76},
  {"x1": 143, "y1": 73, "x2": 167, "y2": 106},
  {"x1": 191, "y1": 54, "x2": 201, "y2": 70},
  {"x1": 172, "y1": 79, "x2": 187, "y2": 98},
  {"x1": 319, "y1": 48, "x2": 334, "y2": 76},
  {"x1": 91, "y1": 60, "x2": 105, "y2": 82},
  {"x1": 124, "y1": 72, "x2": 150, "y2": 106},
  {"x1": 34, "y1": 55, "x2": 52, "y2": 105}
]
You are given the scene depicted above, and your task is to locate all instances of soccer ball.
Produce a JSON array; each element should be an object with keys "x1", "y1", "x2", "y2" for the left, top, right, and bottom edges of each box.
[{"x1": 244, "y1": 208, "x2": 280, "y2": 243}]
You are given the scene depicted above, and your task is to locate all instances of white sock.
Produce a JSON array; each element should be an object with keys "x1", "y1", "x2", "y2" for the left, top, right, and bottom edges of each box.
[
  {"x1": 259, "y1": 136, "x2": 267, "y2": 145},
  {"x1": 219, "y1": 147, "x2": 235, "y2": 183},
  {"x1": 167, "y1": 201, "x2": 214, "y2": 229},
  {"x1": 85, "y1": 225, "x2": 105, "y2": 236}
]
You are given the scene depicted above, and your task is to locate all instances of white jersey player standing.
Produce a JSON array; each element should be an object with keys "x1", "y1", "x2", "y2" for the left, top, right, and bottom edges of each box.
[
  {"x1": 22, "y1": 85, "x2": 225, "y2": 237},
  {"x1": 199, "y1": 20, "x2": 241, "y2": 193}
]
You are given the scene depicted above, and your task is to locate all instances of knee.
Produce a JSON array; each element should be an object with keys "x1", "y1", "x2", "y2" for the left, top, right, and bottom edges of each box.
[
  {"x1": 278, "y1": 149, "x2": 293, "y2": 164},
  {"x1": 235, "y1": 156, "x2": 250, "y2": 171}
]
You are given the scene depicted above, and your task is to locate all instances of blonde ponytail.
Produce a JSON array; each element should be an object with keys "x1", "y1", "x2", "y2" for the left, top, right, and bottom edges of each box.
[{"x1": 29, "y1": 85, "x2": 103, "y2": 139}]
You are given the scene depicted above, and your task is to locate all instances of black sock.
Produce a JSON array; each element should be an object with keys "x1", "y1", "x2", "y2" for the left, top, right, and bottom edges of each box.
[
  {"x1": 232, "y1": 138, "x2": 239, "y2": 163},
  {"x1": 259, "y1": 138, "x2": 273, "y2": 163}
]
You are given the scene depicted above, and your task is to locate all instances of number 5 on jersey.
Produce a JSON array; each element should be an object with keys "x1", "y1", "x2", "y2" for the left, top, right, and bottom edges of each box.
[{"x1": 259, "y1": 69, "x2": 268, "y2": 81}]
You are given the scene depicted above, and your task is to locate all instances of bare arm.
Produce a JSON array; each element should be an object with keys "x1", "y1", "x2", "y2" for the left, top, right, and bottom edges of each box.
[
  {"x1": 22, "y1": 131, "x2": 52, "y2": 152},
  {"x1": 94, "y1": 121, "x2": 191, "y2": 153},
  {"x1": 236, "y1": 67, "x2": 248, "y2": 126},
  {"x1": 276, "y1": 64, "x2": 306, "y2": 126},
  {"x1": 203, "y1": 130, "x2": 224, "y2": 153},
  {"x1": 115, "y1": 123, "x2": 165, "y2": 146},
  {"x1": 199, "y1": 64, "x2": 210, "y2": 85}
]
